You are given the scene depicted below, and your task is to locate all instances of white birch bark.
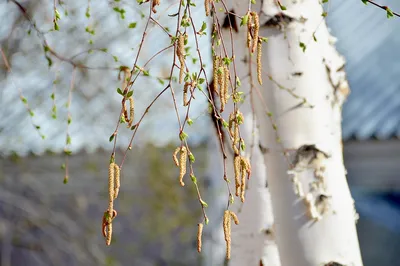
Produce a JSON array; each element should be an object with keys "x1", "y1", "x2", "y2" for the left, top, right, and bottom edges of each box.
[
  {"x1": 251, "y1": 0, "x2": 363, "y2": 265},
  {"x1": 205, "y1": 0, "x2": 363, "y2": 265}
]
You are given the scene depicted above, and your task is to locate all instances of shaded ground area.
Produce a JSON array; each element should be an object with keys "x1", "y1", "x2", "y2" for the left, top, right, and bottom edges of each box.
[{"x1": 0, "y1": 144, "x2": 208, "y2": 266}]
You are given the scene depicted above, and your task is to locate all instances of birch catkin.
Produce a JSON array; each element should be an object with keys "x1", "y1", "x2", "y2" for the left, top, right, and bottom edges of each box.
[
  {"x1": 234, "y1": 155, "x2": 241, "y2": 197},
  {"x1": 127, "y1": 96, "x2": 134, "y2": 128},
  {"x1": 204, "y1": 0, "x2": 210, "y2": 16},
  {"x1": 177, "y1": 33, "x2": 185, "y2": 84},
  {"x1": 183, "y1": 82, "x2": 189, "y2": 106},
  {"x1": 197, "y1": 223, "x2": 203, "y2": 253},
  {"x1": 179, "y1": 146, "x2": 187, "y2": 186},
  {"x1": 213, "y1": 55, "x2": 220, "y2": 95},
  {"x1": 223, "y1": 210, "x2": 231, "y2": 259},
  {"x1": 257, "y1": 38, "x2": 263, "y2": 85},
  {"x1": 247, "y1": 13, "x2": 253, "y2": 49},
  {"x1": 108, "y1": 163, "x2": 115, "y2": 213},
  {"x1": 173, "y1": 147, "x2": 180, "y2": 166},
  {"x1": 223, "y1": 210, "x2": 239, "y2": 259},
  {"x1": 251, "y1": 12, "x2": 259, "y2": 53},
  {"x1": 113, "y1": 163, "x2": 120, "y2": 199},
  {"x1": 106, "y1": 223, "x2": 112, "y2": 246}
]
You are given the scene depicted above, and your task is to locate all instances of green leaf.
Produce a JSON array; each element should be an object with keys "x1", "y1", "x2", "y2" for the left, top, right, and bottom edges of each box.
[
  {"x1": 157, "y1": 78, "x2": 165, "y2": 85},
  {"x1": 109, "y1": 134, "x2": 115, "y2": 142},
  {"x1": 127, "y1": 91, "x2": 134, "y2": 98},
  {"x1": 117, "y1": 88, "x2": 123, "y2": 95},
  {"x1": 66, "y1": 134, "x2": 71, "y2": 145},
  {"x1": 128, "y1": 22, "x2": 137, "y2": 29},
  {"x1": 61, "y1": 163, "x2": 66, "y2": 170},
  {"x1": 187, "y1": 118, "x2": 193, "y2": 126},
  {"x1": 200, "y1": 199, "x2": 208, "y2": 208},
  {"x1": 236, "y1": 76, "x2": 241, "y2": 87},
  {"x1": 241, "y1": 14, "x2": 249, "y2": 26},
  {"x1": 200, "y1": 21, "x2": 207, "y2": 32},
  {"x1": 386, "y1": 7, "x2": 394, "y2": 18},
  {"x1": 190, "y1": 174, "x2": 197, "y2": 184},
  {"x1": 64, "y1": 149, "x2": 72, "y2": 156},
  {"x1": 189, "y1": 152, "x2": 195, "y2": 163},
  {"x1": 179, "y1": 131, "x2": 188, "y2": 141},
  {"x1": 85, "y1": 7, "x2": 90, "y2": 18}
]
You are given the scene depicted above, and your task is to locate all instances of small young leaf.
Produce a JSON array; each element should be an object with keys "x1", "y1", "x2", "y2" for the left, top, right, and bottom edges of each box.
[{"x1": 128, "y1": 22, "x2": 137, "y2": 29}]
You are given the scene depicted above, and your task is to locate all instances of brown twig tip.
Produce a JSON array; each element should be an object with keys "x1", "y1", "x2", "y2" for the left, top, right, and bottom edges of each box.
[
  {"x1": 197, "y1": 223, "x2": 203, "y2": 253},
  {"x1": 151, "y1": 0, "x2": 160, "y2": 13}
]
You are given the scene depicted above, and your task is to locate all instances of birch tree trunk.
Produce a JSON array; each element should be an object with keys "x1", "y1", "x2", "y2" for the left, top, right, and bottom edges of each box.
[
  {"x1": 252, "y1": 0, "x2": 363, "y2": 265},
  {"x1": 206, "y1": 0, "x2": 363, "y2": 265}
]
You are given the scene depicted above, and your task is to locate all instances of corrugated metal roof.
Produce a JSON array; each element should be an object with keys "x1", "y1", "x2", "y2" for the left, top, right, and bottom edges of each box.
[{"x1": 326, "y1": 0, "x2": 400, "y2": 140}]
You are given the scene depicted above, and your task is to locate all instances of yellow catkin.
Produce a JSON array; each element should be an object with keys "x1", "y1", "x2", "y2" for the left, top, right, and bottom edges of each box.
[
  {"x1": 120, "y1": 67, "x2": 131, "y2": 91},
  {"x1": 234, "y1": 155, "x2": 241, "y2": 197},
  {"x1": 242, "y1": 157, "x2": 251, "y2": 179},
  {"x1": 223, "y1": 210, "x2": 238, "y2": 260},
  {"x1": 177, "y1": 33, "x2": 185, "y2": 84},
  {"x1": 183, "y1": 82, "x2": 189, "y2": 106},
  {"x1": 114, "y1": 163, "x2": 120, "y2": 199},
  {"x1": 108, "y1": 163, "x2": 115, "y2": 213},
  {"x1": 217, "y1": 59, "x2": 223, "y2": 92},
  {"x1": 251, "y1": 12, "x2": 259, "y2": 53},
  {"x1": 240, "y1": 167, "x2": 246, "y2": 202},
  {"x1": 106, "y1": 223, "x2": 112, "y2": 246},
  {"x1": 229, "y1": 211, "x2": 240, "y2": 225},
  {"x1": 173, "y1": 147, "x2": 180, "y2": 167},
  {"x1": 213, "y1": 55, "x2": 220, "y2": 95},
  {"x1": 223, "y1": 65, "x2": 229, "y2": 105},
  {"x1": 179, "y1": 146, "x2": 187, "y2": 186},
  {"x1": 233, "y1": 125, "x2": 239, "y2": 155},
  {"x1": 228, "y1": 112, "x2": 239, "y2": 155},
  {"x1": 197, "y1": 223, "x2": 203, "y2": 253},
  {"x1": 247, "y1": 13, "x2": 253, "y2": 49},
  {"x1": 204, "y1": 0, "x2": 210, "y2": 16},
  {"x1": 257, "y1": 39, "x2": 263, "y2": 85},
  {"x1": 127, "y1": 96, "x2": 134, "y2": 128}
]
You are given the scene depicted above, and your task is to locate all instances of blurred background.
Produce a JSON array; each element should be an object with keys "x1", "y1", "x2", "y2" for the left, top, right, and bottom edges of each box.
[{"x1": 0, "y1": 0, "x2": 399, "y2": 265}]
